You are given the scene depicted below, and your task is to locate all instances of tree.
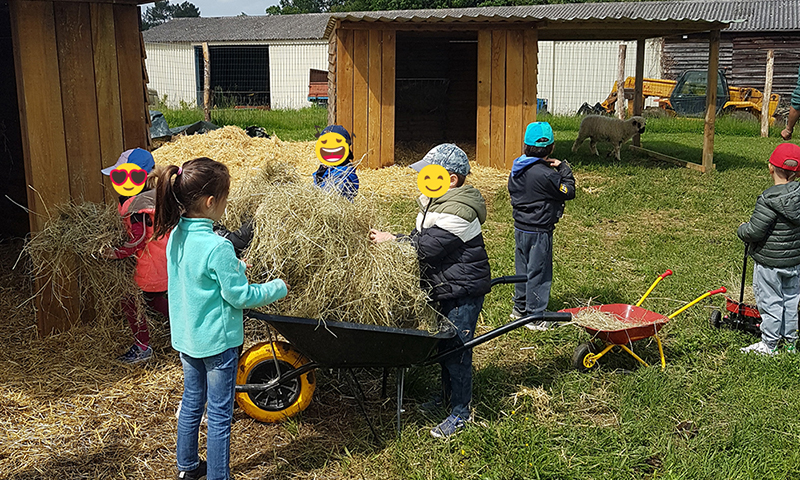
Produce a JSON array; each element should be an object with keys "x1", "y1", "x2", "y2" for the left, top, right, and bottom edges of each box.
[{"x1": 141, "y1": 1, "x2": 201, "y2": 30}]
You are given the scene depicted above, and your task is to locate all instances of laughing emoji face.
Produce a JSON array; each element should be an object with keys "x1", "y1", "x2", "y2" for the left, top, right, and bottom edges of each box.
[
  {"x1": 315, "y1": 132, "x2": 350, "y2": 166},
  {"x1": 416, "y1": 165, "x2": 450, "y2": 198},
  {"x1": 109, "y1": 163, "x2": 148, "y2": 196}
]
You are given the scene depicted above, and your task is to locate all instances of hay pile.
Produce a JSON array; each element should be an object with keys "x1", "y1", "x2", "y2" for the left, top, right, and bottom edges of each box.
[
  {"x1": 574, "y1": 308, "x2": 652, "y2": 331},
  {"x1": 23, "y1": 202, "x2": 144, "y2": 324}
]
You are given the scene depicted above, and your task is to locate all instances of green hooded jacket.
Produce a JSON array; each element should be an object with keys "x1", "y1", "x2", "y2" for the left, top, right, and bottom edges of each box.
[{"x1": 738, "y1": 181, "x2": 800, "y2": 268}]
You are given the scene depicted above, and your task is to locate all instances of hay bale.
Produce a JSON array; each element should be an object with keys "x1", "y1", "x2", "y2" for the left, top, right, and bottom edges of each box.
[
  {"x1": 244, "y1": 183, "x2": 439, "y2": 330},
  {"x1": 23, "y1": 202, "x2": 143, "y2": 324}
]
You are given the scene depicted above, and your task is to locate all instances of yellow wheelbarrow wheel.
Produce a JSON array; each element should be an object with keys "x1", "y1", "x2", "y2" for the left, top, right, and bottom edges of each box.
[
  {"x1": 572, "y1": 343, "x2": 600, "y2": 372},
  {"x1": 236, "y1": 341, "x2": 315, "y2": 423}
]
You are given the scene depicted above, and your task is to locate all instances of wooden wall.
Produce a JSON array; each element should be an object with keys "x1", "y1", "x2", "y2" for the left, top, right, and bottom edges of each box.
[
  {"x1": 10, "y1": 0, "x2": 150, "y2": 334},
  {"x1": 477, "y1": 29, "x2": 539, "y2": 170},
  {"x1": 334, "y1": 27, "x2": 395, "y2": 169}
]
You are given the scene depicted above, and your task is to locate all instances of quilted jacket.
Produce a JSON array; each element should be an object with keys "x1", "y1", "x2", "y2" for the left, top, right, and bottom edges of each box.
[{"x1": 737, "y1": 181, "x2": 800, "y2": 268}]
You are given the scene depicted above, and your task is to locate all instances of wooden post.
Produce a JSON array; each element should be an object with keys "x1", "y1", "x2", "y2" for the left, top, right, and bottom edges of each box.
[
  {"x1": 616, "y1": 44, "x2": 626, "y2": 120},
  {"x1": 632, "y1": 38, "x2": 645, "y2": 147},
  {"x1": 202, "y1": 42, "x2": 210, "y2": 122},
  {"x1": 761, "y1": 49, "x2": 774, "y2": 138},
  {"x1": 702, "y1": 29, "x2": 720, "y2": 172}
]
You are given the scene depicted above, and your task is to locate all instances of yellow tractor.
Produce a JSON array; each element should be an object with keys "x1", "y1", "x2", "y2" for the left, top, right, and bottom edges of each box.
[{"x1": 594, "y1": 70, "x2": 780, "y2": 123}]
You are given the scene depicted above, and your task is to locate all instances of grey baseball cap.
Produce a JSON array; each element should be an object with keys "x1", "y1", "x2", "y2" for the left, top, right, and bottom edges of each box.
[{"x1": 410, "y1": 143, "x2": 470, "y2": 176}]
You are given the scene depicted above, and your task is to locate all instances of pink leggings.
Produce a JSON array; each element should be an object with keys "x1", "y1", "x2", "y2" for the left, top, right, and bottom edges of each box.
[{"x1": 122, "y1": 291, "x2": 169, "y2": 347}]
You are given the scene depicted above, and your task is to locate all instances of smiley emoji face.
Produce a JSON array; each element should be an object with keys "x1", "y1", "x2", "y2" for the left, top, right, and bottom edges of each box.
[
  {"x1": 315, "y1": 132, "x2": 350, "y2": 166},
  {"x1": 109, "y1": 163, "x2": 148, "y2": 196},
  {"x1": 416, "y1": 164, "x2": 450, "y2": 198}
]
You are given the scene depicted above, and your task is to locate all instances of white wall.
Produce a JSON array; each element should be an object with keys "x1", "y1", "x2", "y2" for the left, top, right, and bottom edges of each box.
[
  {"x1": 144, "y1": 43, "x2": 197, "y2": 108},
  {"x1": 537, "y1": 39, "x2": 663, "y2": 115},
  {"x1": 268, "y1": 40, "x2": 328, "y2": 110}
]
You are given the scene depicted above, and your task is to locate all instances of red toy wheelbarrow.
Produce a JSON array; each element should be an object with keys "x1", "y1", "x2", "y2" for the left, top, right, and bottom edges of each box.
[{"x1": 560, "y1": 270, "x2": 726, "y2": 371}]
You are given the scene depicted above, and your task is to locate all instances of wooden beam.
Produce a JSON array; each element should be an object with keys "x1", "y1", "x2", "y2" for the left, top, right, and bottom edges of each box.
[
  {"x1": 202, "y1": 42, "x2": 211, "y2": 122},
  {"x1": 505, "y1": 30, "x2": 523, "y2": 170},
  {"x1": 632, "y1": 38, "x2": 645, "y2": 147},
  {"x1": 114, "y1": 4, "x2": 148, "y2": 150},
  {"x1": 761, "y1": 49, "x2": 774, "y2": 138},
  {"x1": 55, "y1": 2, "x2": 105, "y2": 204},
  {"x1": 629, "y1": 146, "x2": 708, "y2": 172},
  {"x1": 616, "y1": 44, "x2": 626, "y2": 120},
  {"x1": 702, "y1": 29, "x2": 720, "y2": 173},
  {"x1": 380, "y1": 30, "x2": 395, "y2": 168},
  {"x1": 522, "y1": 29, "x2": 538, "y2": 127},
  {"x1": 336, "y1": 29, "x2": 354, "y2": 136},
  {"x1": 476, "y1": 29, "x2": 491, "y2": 168},
  {"x1": 90, "y1": 3, "x2": 124, "y2": 204},
  {"x1": 490, "y1": 30, "x2": 506, "y2": 170},
  {"x1": 367, "y1": 29, "x2": 382, "y2": 169},
  {"x1": 352, "y1": 29, "x2": 369, "y2": 168}
]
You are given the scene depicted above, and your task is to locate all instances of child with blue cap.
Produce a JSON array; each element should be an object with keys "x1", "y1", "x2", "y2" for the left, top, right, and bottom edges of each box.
[{"x1": 507, "y1": 122, "x2": 576, "y2": 330}]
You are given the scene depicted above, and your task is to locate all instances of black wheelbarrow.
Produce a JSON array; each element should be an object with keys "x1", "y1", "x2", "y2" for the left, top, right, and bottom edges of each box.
[{"x1": 234, "y1": 275, "x2": 571, "y2": 441}]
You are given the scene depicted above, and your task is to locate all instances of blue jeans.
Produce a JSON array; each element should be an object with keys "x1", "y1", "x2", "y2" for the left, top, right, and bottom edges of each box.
[
  {"x1": 753, "y1": 263, "x2": 800, "y2": 349},
  {"x1": 513, "y1": 229, "x2": 553, "y2": 315},
  {"x1": 177, "y1": 347, "x2": 238, "y2": 480},
  {"x1": 437, "y1": 295, "x2": 484, "y2": 419}
]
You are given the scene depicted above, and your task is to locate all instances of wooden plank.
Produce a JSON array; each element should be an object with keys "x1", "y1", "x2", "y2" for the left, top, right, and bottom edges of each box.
[
  {"x1": 367, "y1": 29, "x2": 382, "y2": 169},
  {"x1": 55, "y1": 2, "x2": 104, "y2": 204},
  {"x1": 202, "y1": 42, "x2": 211, "y2": 121},
  {"x1": 476, "y1": 30, "x2": 492, "y2": 168},
  {"x1": 628, "y1": 146, "x2": 708, "y2": 172},
  {"x1": 327, "y1": 21, "x2": 338, "y2": 126},
  {"x1": 505, "y1": 30, "x2": 523, "y2": 170},
  {"x1": 114, "y1": 4, "x2": 149, "y2": 150},
  {"x1": 380, "y1": 30, "x2": 395, "y2": 168},
  {"x1": 702, "y1": 29, "x2": 720, "y2": 173},
  {"x1": 632, "y1": 38, "x2": 645, "y2": 146},
  {"x1": 10, "y1": 0, "x2": 78, "y2": 334},
  {"x1": 490, "y1": 30, "x2": 506, "y2": 170},
  {"x1": 336, "y1": 29, "x2": 354, "y2": 136},
  {"x1": 616, "y1": 44, "x2": 627, "y2": 119},
  {"x1": 352, "y1": 29, "x2": 369, "y2": 168},
  {"x1": 761, "y1": 49, "x2": 774, "y2": 137},
  {"x1": 522, "y1": 29, "x2": 538, "y2": 127},
  {"x1": 91, "y1": 2, "x2": 124, "y2": 204}
]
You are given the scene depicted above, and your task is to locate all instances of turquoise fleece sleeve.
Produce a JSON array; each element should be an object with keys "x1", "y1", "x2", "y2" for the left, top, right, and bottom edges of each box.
[{"x1": 207, "y1": 240, "x2": 288, "y2": 309}]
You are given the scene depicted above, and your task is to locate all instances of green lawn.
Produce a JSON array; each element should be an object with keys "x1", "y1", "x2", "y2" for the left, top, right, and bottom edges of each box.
[{"x1": 154, "y1": 108, "x2": 800, "y2": 478}]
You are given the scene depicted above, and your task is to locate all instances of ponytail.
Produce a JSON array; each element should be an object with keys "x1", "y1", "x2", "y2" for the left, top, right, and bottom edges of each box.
[{"x1": 153, "y1": 157, "x2": 231, "y2": 239}]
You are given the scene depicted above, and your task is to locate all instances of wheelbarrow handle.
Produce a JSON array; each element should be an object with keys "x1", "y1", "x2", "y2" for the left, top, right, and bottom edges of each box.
[
  {"x1": 490, "y1": 275, "x2": 527, "y2": 287},
  {"x1": 667, "y1": 287, "x2": 727, "y2": 319},
  {"x1": 635, "y1": 269, "x2": 674, "y2": 307}
]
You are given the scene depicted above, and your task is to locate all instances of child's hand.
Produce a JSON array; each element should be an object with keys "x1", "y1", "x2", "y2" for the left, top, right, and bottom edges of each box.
[
  {"x1": 101, "y1": 246, "x2": 117, "y2": 260},
  {"x1": 546, "y1": 157, "x2": 562, "y2": 168},
  {"x1": 369, "y1": 229, "x2": 396, "y2": 244}
]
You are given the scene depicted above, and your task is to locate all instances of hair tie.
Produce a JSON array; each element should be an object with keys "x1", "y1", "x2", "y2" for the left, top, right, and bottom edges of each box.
[{"x1": 177, "y1": 166, "x2": 183, "y2": 176}]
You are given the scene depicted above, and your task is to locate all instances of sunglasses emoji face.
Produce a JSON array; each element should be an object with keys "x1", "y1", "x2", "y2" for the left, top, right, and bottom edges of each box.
[
  {"x1": 109, "y1": 163, "x2": 148, "y2": 196},
  {"x1": 315, "y1": 131, "x2": 350, "y2": 167},
  {"x1": 416, "y1": 164, "x2": 450, "y2": 198}
]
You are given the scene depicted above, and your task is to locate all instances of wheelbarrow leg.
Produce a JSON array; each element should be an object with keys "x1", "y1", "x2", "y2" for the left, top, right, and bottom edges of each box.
[
  {"x1": 655, "y1": 335, "x2": 665, "y2": 370},
  {"x1": 345, "y1": 369, "x2": 382, "y2": 446},
  {"x1": 618, "y1": 344, "x2": 651, "y2": 368},
  {"x1": 396, "y1": 368, "x2": 405, "y2": 439}
]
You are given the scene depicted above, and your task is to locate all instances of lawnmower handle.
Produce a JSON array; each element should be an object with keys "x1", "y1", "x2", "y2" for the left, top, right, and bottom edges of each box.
[{"x1": 708, "y1": 287, "x2": 727, "y2": 296}]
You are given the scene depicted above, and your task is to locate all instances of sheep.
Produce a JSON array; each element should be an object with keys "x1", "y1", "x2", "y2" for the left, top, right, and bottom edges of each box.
[{"x1": 572, "y1": 115, "x2": 646, "y2": 161}]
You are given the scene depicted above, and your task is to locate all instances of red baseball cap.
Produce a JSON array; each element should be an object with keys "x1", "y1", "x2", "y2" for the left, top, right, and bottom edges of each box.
[{"x1": 769, "y1": 143, "x2": 800, "y2": 172}]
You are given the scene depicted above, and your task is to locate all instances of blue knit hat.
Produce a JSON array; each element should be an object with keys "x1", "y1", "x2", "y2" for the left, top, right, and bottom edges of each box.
[{"x1": 524, "y1": 122, "x2": 554, "y2": 147}]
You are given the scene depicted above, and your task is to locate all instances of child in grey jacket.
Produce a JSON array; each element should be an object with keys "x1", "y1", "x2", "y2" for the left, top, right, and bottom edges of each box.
[{"x1": 738, "y1": 143, "x2": 800, "y2": 356}]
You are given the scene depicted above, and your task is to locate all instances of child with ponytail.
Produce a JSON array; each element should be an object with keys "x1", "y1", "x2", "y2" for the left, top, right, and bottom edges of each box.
[{"x1": 154, "y1": 157, "x2": 288, "y2": 480}]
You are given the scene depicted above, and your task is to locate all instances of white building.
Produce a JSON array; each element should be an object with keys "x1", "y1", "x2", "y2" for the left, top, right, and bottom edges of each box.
[{"x1": 143, "y1": 14, "x2": 330, "y2": 110}]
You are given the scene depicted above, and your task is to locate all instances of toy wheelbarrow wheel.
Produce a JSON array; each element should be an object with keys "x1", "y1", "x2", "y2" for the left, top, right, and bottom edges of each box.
[
  {"x1": 709, "y1": 310, "x2": 722, "y2": 329},
  {"x1": 235, "y1": 341, "x2": 316, "y2": 423},
  {"x1": 572, "y1": 343, "x2": 601, "y2": 372}
]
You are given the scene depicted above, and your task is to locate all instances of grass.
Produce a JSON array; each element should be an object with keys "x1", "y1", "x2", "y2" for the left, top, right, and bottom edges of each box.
[{"x1": 8, "y1": 110, "x2": 800, "y2": 478}]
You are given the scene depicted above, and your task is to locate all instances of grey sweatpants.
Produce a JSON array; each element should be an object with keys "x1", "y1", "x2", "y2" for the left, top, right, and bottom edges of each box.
[
  {"x1": 513, "y1": 229, "x2": 553, "y2": 315},
  {"x1": 753, "y1": 262, "x2": 800, "y2": 349}
]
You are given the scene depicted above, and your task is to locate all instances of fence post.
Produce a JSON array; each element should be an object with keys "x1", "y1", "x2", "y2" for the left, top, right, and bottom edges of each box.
[
  {"x1": 617, "y1": 44, "x2": 626, "y2": 120},
  {"x1": 761, "y1": 49, "x2": 774, "y2": 138},
  {"x1": 202, "y1": 42, "x2": 211, "y2": 122}
]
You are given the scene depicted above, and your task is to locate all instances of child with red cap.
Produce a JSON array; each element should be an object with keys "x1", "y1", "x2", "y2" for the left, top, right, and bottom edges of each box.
[{"x1": 738, "y1": 143, "x2": 800, "y2": 356}]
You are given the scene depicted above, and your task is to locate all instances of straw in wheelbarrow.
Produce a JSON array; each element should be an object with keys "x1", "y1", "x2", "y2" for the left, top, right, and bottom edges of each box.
[{"x1": 573, "y1": 309, "x2": 652, "y2": 331}]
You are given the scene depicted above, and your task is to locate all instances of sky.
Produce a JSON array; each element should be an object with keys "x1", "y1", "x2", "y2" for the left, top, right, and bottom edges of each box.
[{"x1": 166, "y1": 0, "x2": 281, "y2": 17}]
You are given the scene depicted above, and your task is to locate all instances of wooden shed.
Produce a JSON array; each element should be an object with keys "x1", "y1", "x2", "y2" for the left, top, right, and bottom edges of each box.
[
  {"x1": 2, "y1": 0, "x2": 151, "y2": 334},
  {"x1": 325, "y1": 2, "x2": 746, "y2": 172}
]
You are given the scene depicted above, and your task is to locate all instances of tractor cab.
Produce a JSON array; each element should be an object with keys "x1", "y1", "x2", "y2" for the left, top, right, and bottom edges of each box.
[{"x1": 669, "y1": 70, "x2": 729, "y2": 117}]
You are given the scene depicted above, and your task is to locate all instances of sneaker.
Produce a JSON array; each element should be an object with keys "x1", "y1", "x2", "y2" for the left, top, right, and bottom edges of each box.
[
  {"x1": 740, "y1": 341, "x2": 778, "y2": 356},
  {"x1": 525, "y1": 320, "x2": 550, "y2": 331},
  {"x1": 509, "y1": 310, "x2": 524, "y2": 321},
  {"x1": 430, "y1": 414, "x2": 469, "y2": 438},
  {"x1": 117, "y1": 344, "x2": 153, "y2": 364},
  {"x1": 177, "y1": 460, "x2": 206, "y2": 479},
  {"x1": 784, "y1": 343, "x2": 797, "y2": 354}
]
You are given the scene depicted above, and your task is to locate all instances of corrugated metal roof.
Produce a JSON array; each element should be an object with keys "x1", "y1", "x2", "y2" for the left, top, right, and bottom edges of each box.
[
  {"x1": 142, "y1": 14, "x2": 330, "y2": 43},
  {"x1": 142, "y1": 0, "x2": 797, "y2": 44}
]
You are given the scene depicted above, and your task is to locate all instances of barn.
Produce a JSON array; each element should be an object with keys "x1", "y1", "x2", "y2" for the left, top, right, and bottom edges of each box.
[
  {"x1": 142, "y1": 14, "x2": 331, "y2": 109},
  {"x1": 0, "y1": 0, "x2": 151, "y2": 334},
  {"x1": 662, "y1": 0, "x2": 800, "y2": 104},
  {"x1": 325, "y1": 2, "x2": 744, "y2": 172}
]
